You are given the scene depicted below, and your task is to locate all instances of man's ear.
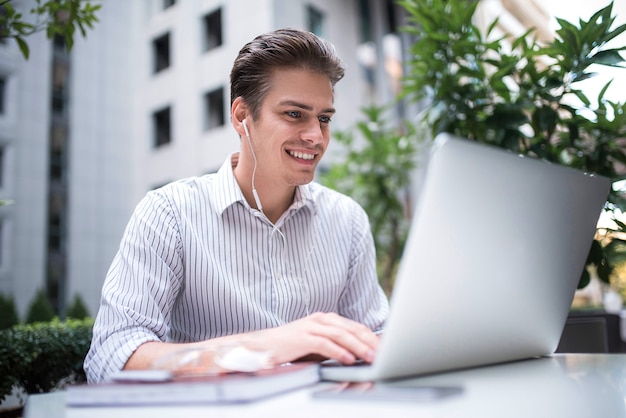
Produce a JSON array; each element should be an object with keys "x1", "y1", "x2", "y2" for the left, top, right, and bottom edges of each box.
[{"x1": 231, "y1": 97, "x2": 248, "y2": 138}]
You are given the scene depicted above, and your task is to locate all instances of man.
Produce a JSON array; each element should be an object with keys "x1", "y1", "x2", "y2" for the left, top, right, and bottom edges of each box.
[{"x1": 84, "y1": 28, "x2": 389, "y2": 383}]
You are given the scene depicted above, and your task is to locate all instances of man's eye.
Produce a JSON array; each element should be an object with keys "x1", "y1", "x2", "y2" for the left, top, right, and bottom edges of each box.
[
  {"x1": 287, "y1": 111, "x2": 301, "y2": 118},
  {"x1": 319, "y1": 116, "x2": 332, "y2": 123}
]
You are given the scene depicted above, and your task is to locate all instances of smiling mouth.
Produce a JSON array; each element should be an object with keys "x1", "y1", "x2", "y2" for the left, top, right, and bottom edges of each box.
[{"x1": 287, "y1": 150, "x2": 315, "y2": 160}]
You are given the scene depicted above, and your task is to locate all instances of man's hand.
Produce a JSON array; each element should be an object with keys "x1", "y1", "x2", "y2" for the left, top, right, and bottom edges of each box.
[
  {"x1": 125, "y1": 312, "x2": 379, "y2": 372},
  {"x1": 241, "y1": 312, "x2": 379, "y2": 366}
]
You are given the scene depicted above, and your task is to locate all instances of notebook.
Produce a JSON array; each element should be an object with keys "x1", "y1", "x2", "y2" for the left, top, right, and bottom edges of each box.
[
  {"x1": 66, "y1": 363, "x2": 320, "y2": 406},
  {"x1": 321, "y1": 133, "x2": 611, "y2": 382}
]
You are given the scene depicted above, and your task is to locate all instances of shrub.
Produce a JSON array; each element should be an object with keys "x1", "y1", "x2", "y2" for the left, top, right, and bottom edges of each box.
[
  {"x1": 0, "y1": 318, "x2": 94, "y2": 404},
  {"x1": 321, "y1": 105, "x2": 418, "y2": 295},
  {"x1": 399, "y1": 0, "x2": 626, "y2": 288},
  {"x1": 0, "y1": 293, "x2": 19, "y2": 330},
  {"x1": 25, "y1": 289, "x2": 55, "y2": 323},
  {"x1": 65, "y1": 294, "x2": 90, "y2": 320}
]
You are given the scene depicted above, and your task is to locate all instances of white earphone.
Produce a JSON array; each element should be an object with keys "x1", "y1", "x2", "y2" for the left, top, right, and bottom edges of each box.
[
  {"x1": 242, "y1": 118, "x2": 251, "y2": 139},
  {"x1": 242, "y1": 118, "x2": 263, "y2": 212}
]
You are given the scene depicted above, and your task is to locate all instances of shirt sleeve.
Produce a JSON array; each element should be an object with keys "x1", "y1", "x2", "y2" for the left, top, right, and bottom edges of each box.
[
  {"x1": 84, "y1": 190, "x2": 185, "y2": 383},
  {"x1": 337, "y1": 203, "x2": 389, "y2": 332}
]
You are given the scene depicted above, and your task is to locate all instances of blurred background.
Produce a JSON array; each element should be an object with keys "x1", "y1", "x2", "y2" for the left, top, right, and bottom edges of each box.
[{"x1": 0, "y1": 0, "x2": 624, "y2": 319}]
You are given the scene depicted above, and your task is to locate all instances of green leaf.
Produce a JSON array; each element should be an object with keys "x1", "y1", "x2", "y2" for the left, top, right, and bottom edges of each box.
[
  {"x1": 604, "y1": 239, "x2": 626, "y2": 263},
  {"x1": 596, "y1": 258, "x2": 613, "y2": 284},
  {"x1": 578, "y1": 268, "x2": 590, "y2": 289},
  {"x1": 591, "y1": 49, "x2": 625, "y2": 67},
  {"x1": 532, "y1": 106, "x2": 559, "y2": 136},
  {"x1": 15, "y1": 36, "x2": 30, "y2": 59},
  {"x1": 11, "y1": 21, "x2": 35, "y2": 35},
  {"x1": 511, "y1": 28, "x2": 536, "y2": 50},
  {"x1": 555, "y1": 18, "x2": 581, "y2": 55},
  {"x1": 601, "y1": 22, "x2": 626, "y2": 46},
  {"x1": 486, "y1": 17, "x2": 499, "y2": 37},
  {"x1": 572, "y1": 71, "x2": 597, "y2": 83},
  {"x1": 572, "y1": 89, "x2": 592, "y2": 107},
  {"x1": 597, "y1": 80, "x2": 613, "y2": 102}
]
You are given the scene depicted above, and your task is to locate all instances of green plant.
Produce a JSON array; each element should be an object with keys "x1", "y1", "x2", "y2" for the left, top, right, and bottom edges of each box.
[
  {"x1": 0, "y1": 0, "x2": 101, "y2": 59},
  {"x1": 65, "y1": 294, "x2": 90, "y2": 320},
  {"x1": 398, "y1": 0, "x2": 626, "y2": 288},
  {"x1": 0, "y1": 318, "x2": 93, "y2": 404},
  {"x1": 0, "y1": 293, "x2": 19, "y2": 330},
  {"x1": 25, "y1": 289, "x2": 55, "y2": 323},
  {"x1": 321, "y1": 105, "x2": 419, "y2": 294}
]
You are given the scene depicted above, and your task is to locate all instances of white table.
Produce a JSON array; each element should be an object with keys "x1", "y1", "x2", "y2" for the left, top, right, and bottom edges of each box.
[{"x1": 24, "y1": 354, "x2": 626, "y2": 418}]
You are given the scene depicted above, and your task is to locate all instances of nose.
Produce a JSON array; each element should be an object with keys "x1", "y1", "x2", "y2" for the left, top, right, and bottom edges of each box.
[{"x1": 301, "y1": 119, "x2": 325, "y2": 145}]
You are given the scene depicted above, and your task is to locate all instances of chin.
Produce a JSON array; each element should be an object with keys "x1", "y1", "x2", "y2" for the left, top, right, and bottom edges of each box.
[{"x1": 289, "y1": 176, "x2": 315, "y2": 186}]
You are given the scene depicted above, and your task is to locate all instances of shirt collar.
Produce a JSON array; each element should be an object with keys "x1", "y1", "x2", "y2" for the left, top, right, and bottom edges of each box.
[
  {"x1": 213, "y1": 153, "x2": 317, "y2": 216},
  {"x1": 290, "y1": 181, "x2": 315, "y2": 214},
  {"x1": 212, "y1": 154, "x2": 246, "y2": 215}
]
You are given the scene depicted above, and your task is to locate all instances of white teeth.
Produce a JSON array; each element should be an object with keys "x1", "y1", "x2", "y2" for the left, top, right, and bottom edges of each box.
[{"x1": 289, "y1": 151, "x2": 314, "y2": 160}]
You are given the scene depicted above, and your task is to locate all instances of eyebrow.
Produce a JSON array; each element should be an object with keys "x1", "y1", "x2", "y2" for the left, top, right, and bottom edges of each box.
[{"x1": 278, "y1": 100, "x2": 336, "y2": 114}]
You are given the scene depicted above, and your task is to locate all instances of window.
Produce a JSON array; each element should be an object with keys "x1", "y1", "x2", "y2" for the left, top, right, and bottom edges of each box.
[
  {"x1": 307, "y1": 5, "x2": 324, "y2": 36},
  {"x1": 0, "y1": 220, "x2": 4, "y2": 266},
  {"x1": 204, "y1": 87, "x2": 225, "y2": 131},
  {"x1": 0, "y1": 76, "x2": 5, "y2": 114},
  {"x1": 53, "y1": 34, "x2": 66, "y2": 52},
  {"x1": 202, "y1": 8, "x2": 223, "y2": 52},
  {"x1": 358, "y1": 0, "x2": 372, "y2": 43},
  {"x1": 153, "y1": 33, "x2": 171, "y2": 73},
  {"x1": 47, "y1": 193, "x2": 65, "y2": 250},
  {"x1": 0, "y1": 7, "x2": 7, "y2": 46},
  {"x1": 49, "y1": 124, "x2": 67, "y2": 181},
  {"x1": 0, "y1": 146, "x2": 4, "y2": 188},
  {"x1": 49, "y1": 153, "x2": 64, "y2": 180},
  {"x1": 51, "y1": 90, "x2": 67, "y2": 115},
  {"x1": 163, "y1": 0, "x2": 176, "y2": 9},
  {"x1": 153, "y1": 106, "x2": 172, "y2": 147},
  {"x1": 51, "y1": 62, "x2": 69, "y2": 116}
]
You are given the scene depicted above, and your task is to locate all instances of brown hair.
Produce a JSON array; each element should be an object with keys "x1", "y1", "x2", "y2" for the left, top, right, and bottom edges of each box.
[{"x1": 230, "y1": 28, "x2": 345, "y2": 120}]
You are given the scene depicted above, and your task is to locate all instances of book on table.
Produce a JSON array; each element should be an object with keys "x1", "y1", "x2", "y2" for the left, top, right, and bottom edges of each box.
[{"x1": 65, "y1": 362, "x2": 320, "y2": 406}]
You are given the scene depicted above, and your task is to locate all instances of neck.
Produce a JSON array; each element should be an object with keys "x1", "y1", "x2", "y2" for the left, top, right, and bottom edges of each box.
[
  {"x1": 255, "y1": 185, "x2": 296, "y2": 224},
  {"x1": 232, "y1": 153, "x2": 296, "y2": 223}
]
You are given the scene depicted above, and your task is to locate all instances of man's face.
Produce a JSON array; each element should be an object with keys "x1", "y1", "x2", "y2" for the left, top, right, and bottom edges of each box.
[{"x1": 248, "y1": 67, "x2": 335, "y2": 188}]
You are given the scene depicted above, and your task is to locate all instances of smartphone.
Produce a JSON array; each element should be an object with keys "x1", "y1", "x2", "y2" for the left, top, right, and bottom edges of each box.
[{"x1": 109, "y1": 369, "x2": 173, "y2": 383}]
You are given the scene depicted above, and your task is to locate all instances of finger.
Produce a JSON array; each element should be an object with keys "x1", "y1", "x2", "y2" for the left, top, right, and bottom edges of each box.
[
  {"x1": 312, "y1": 324, "x2": 376, "y2": 363},
  {"x1": 310, "y1": 313, "x2": 379, "y2": 354},
  {"x1": 303, "y1": 316, "x2": 377, "y2": 363},
  {"x1": 303, "y1": 333, "x2": 358, "y2": 364}
]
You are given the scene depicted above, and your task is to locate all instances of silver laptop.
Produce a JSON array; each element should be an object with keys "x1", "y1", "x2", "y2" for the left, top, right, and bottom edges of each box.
[{"x1": 321, "y1": 133, "x2": 611, "y2": 382}]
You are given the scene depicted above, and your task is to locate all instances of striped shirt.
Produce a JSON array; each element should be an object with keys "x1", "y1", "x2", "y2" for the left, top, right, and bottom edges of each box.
[{"x1": 84, "y1": 154, "x2": 389, "y2": 383}]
